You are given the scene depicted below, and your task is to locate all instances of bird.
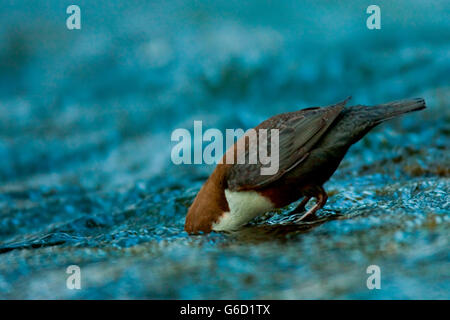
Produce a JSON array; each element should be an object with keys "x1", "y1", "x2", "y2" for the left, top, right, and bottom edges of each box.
[{"x1": 184, "y1": 97, "x2": 426, "y2": 234}]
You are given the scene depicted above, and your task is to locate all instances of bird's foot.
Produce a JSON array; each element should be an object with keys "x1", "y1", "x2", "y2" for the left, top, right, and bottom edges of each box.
[
  {"x1": 294, "y1": 202, "x2": 322, "y2": 223},
  {"x1": 298, "y1": 212, "x2": 319, "y2": 222},
  {"x1": 294, "y1": 210, "x2": 319, "y2": 224},
  {"x1": 291, "y1": 196, "x2": 311, "y2": 214}
]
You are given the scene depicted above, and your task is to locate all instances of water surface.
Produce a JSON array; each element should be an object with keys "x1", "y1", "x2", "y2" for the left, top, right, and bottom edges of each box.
[{"x1": 0, "y1": 0, "x2": 449, "y2": 299}]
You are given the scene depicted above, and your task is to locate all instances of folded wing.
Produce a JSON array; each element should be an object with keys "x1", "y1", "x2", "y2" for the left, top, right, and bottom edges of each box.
[{"x1": 226, "y1": 98, "x2": 349, "y2": 191}]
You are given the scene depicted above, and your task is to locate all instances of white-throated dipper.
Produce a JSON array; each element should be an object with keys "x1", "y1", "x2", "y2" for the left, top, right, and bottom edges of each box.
[{"x1": 185, "y1": 98, "x2": 426, "y2": 234}]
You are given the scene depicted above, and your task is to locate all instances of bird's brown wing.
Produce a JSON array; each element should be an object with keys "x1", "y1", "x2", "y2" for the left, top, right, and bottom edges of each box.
[{"x1": 225, "y1": 99, "x2": 349, "y2": 191}]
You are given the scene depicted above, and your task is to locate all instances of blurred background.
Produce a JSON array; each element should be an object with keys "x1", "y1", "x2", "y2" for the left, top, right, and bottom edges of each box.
[{"x1": 0, "y1": 0, "x2": 448, "y2": 299}]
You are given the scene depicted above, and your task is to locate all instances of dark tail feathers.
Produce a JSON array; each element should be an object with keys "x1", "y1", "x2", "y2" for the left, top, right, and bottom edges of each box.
[{"x1": 370, "y1": 98, "x2": 426, "y2": 124}]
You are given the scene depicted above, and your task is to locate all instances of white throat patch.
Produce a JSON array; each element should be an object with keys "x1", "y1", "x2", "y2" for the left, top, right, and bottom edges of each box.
[{"x1": 212, "y1": 189, "x2": 274, "y2": 231}]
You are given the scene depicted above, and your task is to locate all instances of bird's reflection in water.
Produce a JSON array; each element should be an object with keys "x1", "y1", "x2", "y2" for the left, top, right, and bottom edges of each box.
[{"x1": 228, "y1": 212, "x2": 345, "y2": 243}]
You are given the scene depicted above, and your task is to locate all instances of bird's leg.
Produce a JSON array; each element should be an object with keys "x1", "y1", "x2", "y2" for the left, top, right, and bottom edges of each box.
[
  {"x1": 291, "y1": 196, "x2": 311, "y2": 213},
  {"x1": 295, "y1": 186, "x2": 328, "y2": 223}
]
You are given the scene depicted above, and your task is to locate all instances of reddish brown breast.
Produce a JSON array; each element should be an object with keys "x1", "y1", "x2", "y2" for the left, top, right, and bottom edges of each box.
[
  {"x1": 258, "y1": 181, "x2": 304, "y2": 208},
  {"x1": 184, "y1": 165, "x2": 230, "y2": 234}
]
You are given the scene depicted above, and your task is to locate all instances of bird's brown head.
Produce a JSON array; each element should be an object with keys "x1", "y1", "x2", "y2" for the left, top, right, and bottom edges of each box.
[{"x1": 184, "y1": 165, "x2": 230, "y2": 234}]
